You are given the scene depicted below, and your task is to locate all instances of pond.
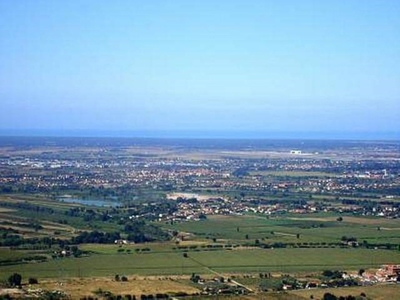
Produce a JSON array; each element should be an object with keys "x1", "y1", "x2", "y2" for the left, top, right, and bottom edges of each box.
[{"x1": 57, "y1": 197, "x2": 120, "y2": 207}]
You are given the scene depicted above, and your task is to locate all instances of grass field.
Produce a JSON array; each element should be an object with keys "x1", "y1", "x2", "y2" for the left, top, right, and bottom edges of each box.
[
  {"x1": 0, "y1": 248, "x2": 32, "y2": 262},
  {"x1": 1, "y1": 247, "x2": 398, "y2": 280},
  {"x1": 0, "y1": 194, "x2": 121, "y2": 234},
  {"x1": 161, "y1": 214, "x2": 400, "y2": 244},
  {"x1": 0, "y1": 213, "x2": 75, "y2": 239}
]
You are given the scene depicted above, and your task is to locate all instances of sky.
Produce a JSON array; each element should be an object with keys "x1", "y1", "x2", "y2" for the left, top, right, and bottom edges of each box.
[{"x1": 0, "y1": 0, "x2": 399, "y2": 139}]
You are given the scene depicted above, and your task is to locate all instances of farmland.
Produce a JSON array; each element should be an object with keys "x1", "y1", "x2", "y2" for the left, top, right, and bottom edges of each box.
[
  {"x1": 1, "y1": 245, "x2": 399, "y2": 279},
  {"x1": 162, "y1": 214, "x2": 400, "y2": 245}
]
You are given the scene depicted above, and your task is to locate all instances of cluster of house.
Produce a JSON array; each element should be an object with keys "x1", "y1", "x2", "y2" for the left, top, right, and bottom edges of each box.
[
  {"x1": 152, "y1": 191, "x2": 398, "y2": 224},
  {"x1": 279, "y1": 265, "x2": 400, "y2": 291},
  {"x1": 164, "y1": 192, "x2": 267, "y2": 222},
  {"x1": 363, "y1": 264, "x2": 400, "y2": 283}
]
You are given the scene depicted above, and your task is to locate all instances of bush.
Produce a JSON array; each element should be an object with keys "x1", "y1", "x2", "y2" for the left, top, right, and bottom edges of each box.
[
  {"x1": 28, "y1": 277, "x2": 38, "y2": 284},
  {"x1": 323, "y1": 293, "x2": 337, "y2": 300},
  {"x1": 7, "y1": 273, "x2": 22, "y2": 287}
]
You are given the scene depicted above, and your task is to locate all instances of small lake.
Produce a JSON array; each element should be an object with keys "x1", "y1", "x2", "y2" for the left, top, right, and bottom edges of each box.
[{"x1": 57, "y1": 197, "x2": 120, "y2": 207}]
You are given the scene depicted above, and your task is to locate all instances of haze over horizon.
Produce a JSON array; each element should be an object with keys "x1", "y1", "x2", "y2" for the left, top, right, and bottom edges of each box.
[{"x1": 1, "y1": 1, "x2": 399, "y2": 139}]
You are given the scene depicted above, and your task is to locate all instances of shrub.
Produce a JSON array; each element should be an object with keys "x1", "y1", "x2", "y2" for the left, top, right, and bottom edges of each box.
[
  {"x1": 28, "y1": 277, "x2": 38, "y2": 284},
  {"x1": 323, "y1": 293, "x2": 337, "y2": 300},
  {"x1": 7, "y1": 273, "x2": 22, "y2": 287}
]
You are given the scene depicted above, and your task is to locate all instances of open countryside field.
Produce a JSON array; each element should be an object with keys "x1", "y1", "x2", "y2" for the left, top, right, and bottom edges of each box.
[
  {"x1": 36, "y1": 276, "x2": 200, "y2": 300},
  {"x1": 287, "y1": 215, "x2": 400, "y2": 226},
  {"x1": 0, "y1": 247, "x2": 398, "y2": 280},
  {"x1": 0, "y1": 194, "x2": 121, "y2": 233},
  {"x1": 0, "y1": 214, "x2": 74, "y2": 238},
  {"x1": 0, "y1": 248, "x2": 34, "y2": 263},
  {"x1": 161, "y1": 214, "x2": 400, "y2": 244},
  {"x1": 1, "y1": 203, "x2": 399, "y2": 272},
  {"x1": 21, "y1": 277, "x2": 400, "y2": 300}
]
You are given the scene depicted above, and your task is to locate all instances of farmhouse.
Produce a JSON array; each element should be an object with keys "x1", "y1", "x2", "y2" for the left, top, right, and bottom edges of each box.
[{"x1": 376, "y1": 264, "x2": 400, "y2": 281}]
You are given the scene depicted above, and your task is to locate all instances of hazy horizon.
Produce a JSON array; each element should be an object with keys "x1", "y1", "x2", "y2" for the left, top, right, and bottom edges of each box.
[
  {"x1": 1, "y1": 1, "x2": 399, "y2": 137},
  {"x1": 0, "y1": 128, "x2": 399, "y2": 141}
]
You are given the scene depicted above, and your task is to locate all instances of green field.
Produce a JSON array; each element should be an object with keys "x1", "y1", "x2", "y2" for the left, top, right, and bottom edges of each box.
[
  {"x1": 1, "y1": 196, "x2": 400, "y2": 298},
  {"x1": 0, "y1": 194, "x2": 121, "y2": 234},
  {"x1": 1, "y1": 247, "x2": 398, "y2": 280},
  {"x1": 161, "y1": 214, "x2": 400, "y2": 244},
  {"x1": 0, "y1": 248, "x2": 32, "y2": 262}
]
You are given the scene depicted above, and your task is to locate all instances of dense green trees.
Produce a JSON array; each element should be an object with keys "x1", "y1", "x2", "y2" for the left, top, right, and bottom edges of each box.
[
  {"x1": 72, "y1": 231, "x2": 121, "y2": 244},
  {"x1": 8, "y1": 273, "x2": 22, "y2": 287}
]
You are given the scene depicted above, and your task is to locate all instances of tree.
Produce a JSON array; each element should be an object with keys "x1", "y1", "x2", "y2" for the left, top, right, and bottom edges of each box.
[
  {"x1": 323, "y1": 293, "x2": 337, "y2": 300},
  {"x1": 190, "y1": 273, "x2": 200, "y2": 283},
  {"x1": 8, "y1": 273, "x2": 22, "y2": 287},
  {"x1": 28, "y1": 277, "x2": 38, "y2": 284},
  {"x1": 322, "y1": 270, "x2": 334, "y2": 277}
]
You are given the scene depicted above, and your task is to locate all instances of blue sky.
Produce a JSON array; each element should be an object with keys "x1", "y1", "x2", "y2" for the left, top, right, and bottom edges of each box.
[{"x1": 0, "y1": 1, "x2": 399, "y2": 138}]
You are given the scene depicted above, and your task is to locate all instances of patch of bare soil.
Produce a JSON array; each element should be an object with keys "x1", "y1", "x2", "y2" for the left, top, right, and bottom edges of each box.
[{"x1": 38, "y1": 276, "x2": 200, "y2": 299}]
